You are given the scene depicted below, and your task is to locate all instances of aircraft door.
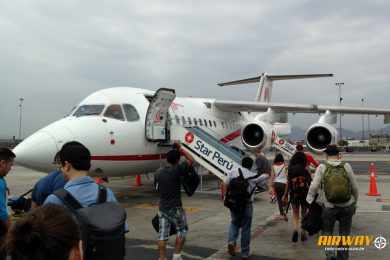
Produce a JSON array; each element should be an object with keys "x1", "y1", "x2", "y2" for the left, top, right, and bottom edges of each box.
[{"x1": 145, "y1": 88, "x2": 176, "y2": 141}]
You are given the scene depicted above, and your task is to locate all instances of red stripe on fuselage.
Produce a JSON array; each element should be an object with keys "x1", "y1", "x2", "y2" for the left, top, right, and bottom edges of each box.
[
  {"x1": 220, "y1": 129, "x2": 241, "y2": 143},
  {"x1": 91, "y1": 154, "x2": 167, "y2": 161}
]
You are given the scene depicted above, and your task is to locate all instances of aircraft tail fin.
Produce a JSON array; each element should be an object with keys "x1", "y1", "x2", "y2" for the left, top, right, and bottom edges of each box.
[{"x1": 218, "y1": 73, "x2": 333, "y2": 103}]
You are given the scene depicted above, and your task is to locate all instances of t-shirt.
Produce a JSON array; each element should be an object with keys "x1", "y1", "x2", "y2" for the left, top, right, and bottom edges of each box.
[
  {"x1": 32, "y1": 170, "x2": 67, "y2": 206},
  {"x1": 272, "y1": 163, "x2": 287, "y2": 184},
  {"x1": 157, "y1": 161, "x2": 190, "y2": 211},
  {"x1": 0, "y1": 178, "x2": 8, "y2": 221},
  {"x1": 255, "y1": 154, "x2": 271, "y2": 175},
  {"x1": 304, "y1": 152, "x2": 320, "y2": 168}
]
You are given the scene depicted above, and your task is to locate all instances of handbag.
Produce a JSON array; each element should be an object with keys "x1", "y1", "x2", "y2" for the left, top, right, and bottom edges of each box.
[
  {"x1": 181, "y1": 165, "x2": 200, "y2": 197},
  {"x1": 301, "y1": 195, "x2": 323, "y2": 236}
]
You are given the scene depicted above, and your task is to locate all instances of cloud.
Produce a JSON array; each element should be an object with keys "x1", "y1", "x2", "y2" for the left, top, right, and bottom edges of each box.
[{"x1": 0, "y1": 0, "x2": 389, "y2": 138}]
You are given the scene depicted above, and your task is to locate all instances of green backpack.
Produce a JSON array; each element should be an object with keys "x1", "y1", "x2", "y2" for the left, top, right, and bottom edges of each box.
[{"x1": 322, "y1": 163, "x2": 352, "y2": 204}]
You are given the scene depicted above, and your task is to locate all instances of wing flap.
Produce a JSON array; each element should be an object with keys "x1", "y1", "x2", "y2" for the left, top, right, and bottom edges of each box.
[{"x1": 210, "y1": 100, "x2": 390, "y2": 116}]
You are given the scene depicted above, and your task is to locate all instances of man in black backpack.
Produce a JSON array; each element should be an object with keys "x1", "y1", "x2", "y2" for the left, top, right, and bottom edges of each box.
[
  {"x1": 44, "y1": 141, "x2": 127, "y2": 260},
  {"x1": 224, "y1": 156, "x2": 266, "y2": 259},
  {"x1": 307, "y1": 145, "x2": 359, "y2": 260},
  {"x1": 156, "y1": 143, "x2": 194, "y2": 260}
]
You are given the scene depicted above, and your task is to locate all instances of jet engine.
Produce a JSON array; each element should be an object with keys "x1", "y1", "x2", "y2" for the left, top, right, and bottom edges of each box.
[
  {"x1": 305, "y1": 123, "x2": 337, "y2": 152},
  {"x1": 241, "y1": 121, "x2": 272, "y2": 150}
]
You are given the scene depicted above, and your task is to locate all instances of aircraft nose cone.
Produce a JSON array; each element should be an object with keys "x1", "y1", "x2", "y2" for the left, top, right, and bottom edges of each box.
[{"x1": 13, "y1": 131, "x2": 58, "y2": 172}]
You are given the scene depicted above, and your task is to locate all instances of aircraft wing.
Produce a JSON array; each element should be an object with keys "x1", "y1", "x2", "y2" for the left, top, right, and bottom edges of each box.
[{"x1": 209, "y1": 100, "x2": 390, "y2": 122}]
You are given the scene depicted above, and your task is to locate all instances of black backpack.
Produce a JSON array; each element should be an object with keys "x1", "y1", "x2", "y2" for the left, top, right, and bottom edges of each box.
[
  {"x1": 289, "y1": 167, "x2": 311, "y2": 199},
  {"x1": 224, "y1": 169, "x2": 257, "y2": 214},
  {"x1": 55, "y1": 186, "x2": 127, "y2": 260}
]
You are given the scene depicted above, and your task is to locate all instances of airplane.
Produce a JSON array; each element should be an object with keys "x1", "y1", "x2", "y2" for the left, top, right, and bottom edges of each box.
[{"x1": 13, "y1": 73, "x2": 390, "y2": 177}]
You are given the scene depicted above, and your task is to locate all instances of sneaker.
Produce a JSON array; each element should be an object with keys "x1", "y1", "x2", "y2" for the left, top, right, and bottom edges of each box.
[
  {"x1": 227, "y1": 244, "x2": 236, "y2": 256},
  {"x1": 292, "y1": 231, "x2": 298, "y2": 243},
  {"x1": 172, "y1": 254, "x2": 183, "y2": 260},
  {"x1": 301, "y1": 231, "x2": 307, "y2": 242}
]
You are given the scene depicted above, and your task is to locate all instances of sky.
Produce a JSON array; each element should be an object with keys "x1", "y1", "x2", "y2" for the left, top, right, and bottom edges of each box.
[{"x1": 1, "y1": 0, "x2": 389, "y2": 139}]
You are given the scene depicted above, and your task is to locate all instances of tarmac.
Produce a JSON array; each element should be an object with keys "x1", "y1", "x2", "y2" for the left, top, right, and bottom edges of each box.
[{"x1": 5, "y1": 157, "x2": 390, "y2": 260}]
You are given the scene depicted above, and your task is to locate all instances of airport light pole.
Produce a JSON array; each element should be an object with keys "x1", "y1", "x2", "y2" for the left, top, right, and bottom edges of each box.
[
  {"x1": 18, "y1": 97, "x2": 24, "y2": 140},
  {"x1": 361, "y1": 98, "x2": 365, "y2": 140},
  {"x1": 335, "y1": 82, "x2": 344, "y2": 142}
]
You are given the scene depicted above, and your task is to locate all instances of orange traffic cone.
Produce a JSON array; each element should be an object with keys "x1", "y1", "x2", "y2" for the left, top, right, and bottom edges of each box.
[
  {"x1": 367, "y1": 162, "x2": 380, "y2": 196},
  {"x1": 135, "y1": 175, "x2": 142, "y2": 186},
  {"x1": 220, "y1": 182, "x2": 225, "y2": 201}
]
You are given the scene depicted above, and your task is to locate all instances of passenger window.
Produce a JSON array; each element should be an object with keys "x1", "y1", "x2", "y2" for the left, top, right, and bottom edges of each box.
[
  {"x1": 221, "y1": 121, "x2": 225, "y2": 128},
  {"x1": 123, "y1": 104, "x2": 140, "y2": 121},
  {"x1": 175, "y1": 115, "x2": 180, "y2": 124},
  {"x1": 209, "y1": 120, "x2": 213, "y2": 127},
  {"x1": 187, "y1": 117, "x2": 192, "y2": 125},
  {"x1": 193, "y1": 118, "x2": 198, "y2": 126},
  {"x1": 73, "y1": 105, "x2": 105, "y2": 117},
  {"x1": 181, "y1": 116, "x2": 186, "y2": 125},
  {"x1": 204, "y1": 119, "x2": 208, "y2": 127},
  {"x1": 104, "y1": 105, "x2": 125, "y2": 121},
  {"x1": 213, "y1": 121, "x2": 217, "y2": 128},
  {"x1": 198, "y1": 118, "x2": 203, "y2": 126}
]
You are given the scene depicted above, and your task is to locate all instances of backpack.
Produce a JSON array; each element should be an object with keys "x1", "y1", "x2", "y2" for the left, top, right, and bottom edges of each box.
[
  {"x1": 322, "y1": 163, "x2": 352, "y2": 204},
  {"x1": 55, "y1": 186, "x2": 127, "y2": 260},
  {"x1": 224, "y1": 169, "x2": 257, "y2": 214},
  {"x1": 181, "y1": 165, "x2": 200, "y2": 197},
  {"x1": 289, "y1": 168, "x2": 311, "y2": 199}
]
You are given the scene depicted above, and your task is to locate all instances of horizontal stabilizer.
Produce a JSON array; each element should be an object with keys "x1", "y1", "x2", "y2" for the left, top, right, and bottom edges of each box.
[{"x1": 217, "y1": 73, "x2": 333, "y2": 87}]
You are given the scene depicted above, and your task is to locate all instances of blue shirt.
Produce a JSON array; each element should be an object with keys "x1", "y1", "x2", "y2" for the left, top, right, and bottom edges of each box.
[
  {"x1": 0, "y1": 178, "x2": 8, "y2": 220},
  {"x1": 32, "y1": 170, "x2": 67, "y2": 205},
  {"x1": 44, "y1": 176, "x2": 118, "y2": 207},
  {"x1": 44, "y1": 175, "x2": 128, "y2": 232}
]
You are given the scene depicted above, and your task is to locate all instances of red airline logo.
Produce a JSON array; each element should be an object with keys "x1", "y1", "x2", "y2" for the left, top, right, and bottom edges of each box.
[{"x1": 185, "y1": 132, "x2": 194, "y2": 144}]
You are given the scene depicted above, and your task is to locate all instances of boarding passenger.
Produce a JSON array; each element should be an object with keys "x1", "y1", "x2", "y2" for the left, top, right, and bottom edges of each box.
[
  {"x1": 254, "y1": 148, "x2": 271, "y2": 176},
  {"x1": 286, "y1": 151, "x2": 311, "y2": 242},
  {"x1": 6, "y1": 204, "x2": 83, "y2": 260},
  {"x1": 156, "y1": 143, "x2": 194, "y2": 260},
  {"x1": 31, "y1": 153, "x2": 67, "y2": 208},
  {"x1": 0, "y1": 147, "x2": 15, "y2": 260},
  {"x1": 296, "y1": 144, "x2": 320, "y2": 171},
  {"x1": 269, "y1": 153, "x2": 288, "y2": 221},
  {"x1": 44, "y1": 141, "x2": 126, "y2": 260},
  {"x1": 307, "y1": 145, "x2": 358, "y2": 260},
  {"x1": 224, "y1": 157, "x2": 266, "y2": 259}
]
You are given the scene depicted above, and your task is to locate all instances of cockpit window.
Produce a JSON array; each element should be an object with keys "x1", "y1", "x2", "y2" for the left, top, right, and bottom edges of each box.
[
  {"x1": 73, "y1": 105, "x2": 105, "y2": 117},
  {"x1": 123, "y1": 104, "x2": 140, "y2": 121},
  {"x1": 104, "y1": 104, "x2": 125, "y2": 121}
]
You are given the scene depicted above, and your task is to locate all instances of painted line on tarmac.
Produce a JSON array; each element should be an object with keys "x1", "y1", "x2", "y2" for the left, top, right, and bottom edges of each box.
[
  {"x1": 205, "y1": 213, "x2": 280, "y2": 260},
  {"x1": 130, "y1": 244, "x2": 204, "y2": 259},
  {"x1": 133, "y1": 203, "x2": 201, "y2": 214}
]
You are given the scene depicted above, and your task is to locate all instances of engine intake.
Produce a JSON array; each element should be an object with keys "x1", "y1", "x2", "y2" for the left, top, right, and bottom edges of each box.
[
  {"x1": 241, "y1": 122, "x2": 271, "y2": 150},
  {"x1": 305, "y1": 123, "x2": 336, "y2": 152}
]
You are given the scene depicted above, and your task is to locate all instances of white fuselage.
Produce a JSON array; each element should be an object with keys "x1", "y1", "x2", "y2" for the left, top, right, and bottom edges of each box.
[{"x1": 13, "y1": 87, "x2": 247, "y2": 176}]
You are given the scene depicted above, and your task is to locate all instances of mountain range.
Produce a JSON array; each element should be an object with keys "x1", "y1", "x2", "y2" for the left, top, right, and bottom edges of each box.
[{"x1": 289, "y1": 125, "x2": 390, "y2": 141}]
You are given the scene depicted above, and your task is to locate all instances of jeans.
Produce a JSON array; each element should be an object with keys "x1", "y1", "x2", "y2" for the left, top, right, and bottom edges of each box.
[
  {"x1": 228, "y1": 203, "x2": 253, "y2": 257},
  {"x1": 322, "y1": 205, "x2": 355, "y2": 260}
]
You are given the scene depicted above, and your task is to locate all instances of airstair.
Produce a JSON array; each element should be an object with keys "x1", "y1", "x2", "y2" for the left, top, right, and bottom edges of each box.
[{"x1": 145, "y1": 88, "x2": 296, "y2": 182}]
